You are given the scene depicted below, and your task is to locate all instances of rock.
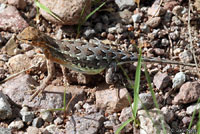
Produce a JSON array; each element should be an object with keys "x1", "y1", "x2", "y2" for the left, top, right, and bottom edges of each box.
[
  {"x1": 163, "y1": 1, "x2": 179, "y2": 11},
  {"x1": 161, "y1": 106, "x2": 175, "y2": 123},
  {"x1": 83, "y1": 103, "x2": 97, "y2": 114},
  {"x1": 0, "y1": 5, "x2": 28, "y2": 32},
  {"x1": 182, "y1": 116, "x2": 191, "y2": 126},
  {"x1": 154, "y1": 48, "x2": 165, "y2": 56},
  {"x1": 0, "y1": 68, "x2": 6, "y2": 80},
  {"x1": 148, "y1": 5, "x2": 165, "y2": 17},
  {"x1": 3, "y1": 34, "x2": 18, "y2": 56},
  {"x1": 172, "y1": 5, "x2": 184, "y2": 17},
  {"x1": 153, "y1": 72, "x2": 171, "y2": 90},
  {"x1": 8, "y1": 0, "x2": 26, "y2": 9},
  {"x1": 8, "y1": 118, "x2": 24, "y2": 130},
  {"x1": 1, "y1": 74, "x2": 71, "y2": 109},
  {"x1": 44, "y1": 124, "x2": 63, "y2": 134},
  {"x1": 40, "y1": 110, "x2": 53, "y2": 122},
  {"x1": 32, "y1": 117, "x2": 44, "y2": 128},
  {"x1": 173, "y1": 81, "x2": 200, "y2": 104},
  {"x1": 132, "y1": 13, "x2": 142, "y2": 23},
  {"x1": 7, "y1": 54, "x2": 32, "y2": 74},
  {"x1": 172, "y1": 72, "x2": 186, "y2": 89},
  {"x1": 138, "y1": 108, "x2": 171, "y2": 134},
  {"x1": 0, "y1": 91, "x2": 12, "y2": 120},
  {"x1": 54, "y1": 117, "x2": 63, "y2": 125},
  {"x1": 137, "y1": 93, "x2": 154, "y2": 110},
  {"x1": 179, "y1": 50, "x2": 193, "y2": 63},
  {"x1": 104, "y1": 120, "x2": 116, "y2": 129},
  {"x1": 94, "y1": 23, "x2": 103, "y2": 32},
  {"x1": 107, "y1": 33, "x2": 115, "y2": 41},
  {"x1": 140, "y1": 24, "x2": 150, "y2": 33},
  {"x1": 83, "y1": 28, "x2": 95, "y2": 38},
  {"x1": 96, "y1": 87, "x2": 132, "y2": 113},
  {"x1": 65, "y1": 112, "x2": 104, "y2": 134},
  {"x1": 119, "y1": 107, "x2": 133, "y2": 132},
  {"x1": 20, "y1": 43, "x2": 33, "y2": 51},
  {"x1": 21, "y1": 111, "x2": 34, "y2": 123},
  {"x1": 186, "y1": 103, "x2": 200, "y2": 115},
  {"x1": 161, "y1": 38, "x2": 169, "y2": 46},
  {"x1": 39, "y1": 0, "x2": 91, "y2": 25},
  {"x1": 146, "y1": 17, "x2": 161, "y2": 28},
  {"x1": 118, "y1": 9, "x2": 133, "y2": 24},
  {"x1": 26, "y1": 126, "x2": 40, "y2": 134},
  {"x1": 0, "y1": 127, "x2": 11, "y2": 134},
  {"x1": 114, "y1": 0, "x2": 136, "y2": 10}
]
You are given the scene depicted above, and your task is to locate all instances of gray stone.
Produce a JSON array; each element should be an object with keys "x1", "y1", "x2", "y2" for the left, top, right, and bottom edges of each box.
[
  {"x1": 39, "y1": 0, "x2": 91, "y2": 25},
  {"x1": 140, "y1": 24, "x2": 150, "y2": 33},
  {"x1": 161, "y1": 107, "x2": 175, "y2": 123},
  {"x1": 172, "y1": 72, "x2": 186, "y2": 89},
  {"x1": 132, "y1": 13, "x2": 142, "y2": 23},
  {"x1": 84, "y1": 28, "x2": 95, "y2": 38},
  {"x1": 94, "y1": 23, "x2": 103, "y2": 32},
  {"x1": 40, "y1": 110, "x2": 53, "y2": 122},
  {"x1": 8, "y1": 118, "x2": 24, "y2": 130},
  {"x1": 118, "y1": 9, "x2": 133, "y2": 24},
  {"x1": 54, "y1": 117, "x2": 63, "y2": 125},
  {"x1": 83, "y1": 103, "x2": 97, "y2": 114},
  {"x1": 104, "y1": 120, "x2": 115, "y2": 129},
  {"x1": 21, "y1": 111, "x2": 34, "y2": 123},
  {"x1": 0, "y1": 5, "x2": 28, "y2": 32},
  {"x1": 96, "y1": 87, "x2": 132, "y2": 113},
  {"x1": 115, "y1": 0, "x2": 136, "y2": 10},
  {"x1": 179, "y1": 50, "x2": 193, "y2": 63},
  {"x1": 3, "y1": 34, "x2": 18, "y2": 56},
  {"x1": 138, "y1": 108, "x2": 171, "y2": 134},
  {"x1": 0, "y1": 34, "x2": 4, "y2": 46},
  {"x1": 26, "y1": 126, "x2": 40, "y2": 134},
  {"x1": 186, "y1": 103, "x2": 200, "y2": 115},
  {"x1": 0, "y1": 92, "x2": 12, "y2": 120},
  {"x1": 32, "y1": 117, "x2": 44, "y2": 128},
  {"x1": 65, "y1": 112, "x2": 104, "y2": 134},
  {"x1": 161, "y1": 38, "x2": 169, "y2": 46},
  {"x1": 137, "y1": 93, "x2": 154, "y2": 110},
  {"x1": 45, "y1": 124, "x2": 64, "y2": 134},
  {"x1": 108, "y1": 27, "x2": 117, "y2": 34},
  {"x1": 1, "y1": 74, "x2": 72, "y2": 109},
  {"x1": 20, "y1": 43, "x2": 33, "y2": 51},
  {"x1": 0, "y1": 127, "x2": 11, "y2": 134}
]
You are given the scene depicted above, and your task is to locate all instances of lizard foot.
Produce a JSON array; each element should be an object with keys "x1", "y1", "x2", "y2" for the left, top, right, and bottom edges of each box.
[{"x1": 29, "y1": 60, "x2": 55, "y2": 101}]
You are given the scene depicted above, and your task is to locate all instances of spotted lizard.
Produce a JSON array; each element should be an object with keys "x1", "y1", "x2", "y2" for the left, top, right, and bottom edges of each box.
[{"x1": 16, "y1": 26, "x2": 198, "y2": 101}]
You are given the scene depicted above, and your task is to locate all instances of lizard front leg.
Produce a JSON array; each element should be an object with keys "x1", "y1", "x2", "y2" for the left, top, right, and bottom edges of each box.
[{"x1": 29, "y1": 60, "x2": 55, "y2": 101}]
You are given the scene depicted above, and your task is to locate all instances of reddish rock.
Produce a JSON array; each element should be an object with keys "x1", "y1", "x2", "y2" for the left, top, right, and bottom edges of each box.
[
  {"x1": 0, "y1": 5, "x2": 28, "y2": 32},
  {"x1": 153, "y1": 72, "x2": 171, "y2": 90},
  {"x1": 173, "y1": 81, "x2": 200, "y2": 104},
  {"x1": 8, "y1": 0, "x2": 26, "y2": 9},
  {"x1": 146, "y1": 17, "x2": 161, "y2": 28},
  {"x1": 163, "y1": 1, "x2": 179, "y2": 11},
  {"x1": 39, "y1": 0, "x2": 91, "y2": 25}
]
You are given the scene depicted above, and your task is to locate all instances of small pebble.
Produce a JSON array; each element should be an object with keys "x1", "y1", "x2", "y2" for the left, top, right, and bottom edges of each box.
[
  {"x1": 107, "y1": 33, "x2": 115, "y2": 41},
  {"x1": 8, "y1": 118, "x2": 24, "y2": 130},
  {"x1": 40, "y1": 110, "x2": 53, "y2": 122},
  {"x1": 172, "y1": 72, "x2": 186, "y2": 89},
  {"x1": 32, "y1": 117, "x2": 44, "y2": 128}
]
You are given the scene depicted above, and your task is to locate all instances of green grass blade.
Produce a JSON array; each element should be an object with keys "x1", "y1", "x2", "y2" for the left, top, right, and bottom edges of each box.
[
  {"x1": 133, "y1": 47, "x2": 142, "y2": 118},
  {"x1": 115, "y1": 118, "x2": 134, "y2": 134},
  {"x1": 197, "y1": 111, "x2": 200, "y2": 134},
  {"x1": 144, "y1": 65, "x2": 159, "y2": 108},
  {"x1": 35, "y1": 0, "x2": 63, "y2": 22}
]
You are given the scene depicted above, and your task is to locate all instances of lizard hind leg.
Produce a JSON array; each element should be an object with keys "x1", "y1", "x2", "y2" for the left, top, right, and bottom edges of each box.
[
  {"x1": 105, "y1": 63, "x2": 120, "y2": 84},
  {"x1": 29, "y1": 60, "x2": 55, "y2": 101}
]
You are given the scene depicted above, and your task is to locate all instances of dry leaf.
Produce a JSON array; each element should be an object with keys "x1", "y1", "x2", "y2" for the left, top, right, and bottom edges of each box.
[{"x1": 134, "y1": 0, "x2": 140, "y2": 7}]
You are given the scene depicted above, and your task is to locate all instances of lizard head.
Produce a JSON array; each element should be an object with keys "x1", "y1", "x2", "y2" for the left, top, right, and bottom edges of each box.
[{"x1": 17, "y1": 26, "x2": 41, "y2": 44}]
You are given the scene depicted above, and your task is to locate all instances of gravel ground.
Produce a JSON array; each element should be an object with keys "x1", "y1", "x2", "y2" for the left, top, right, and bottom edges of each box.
[{"x1": 0, "y1": 0, "x2": 200, "y2": 133}]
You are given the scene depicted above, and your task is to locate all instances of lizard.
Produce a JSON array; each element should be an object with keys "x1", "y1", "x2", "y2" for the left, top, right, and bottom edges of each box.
[{"x1": 16, "y1": 26, "x2": 198, "y2": 101}]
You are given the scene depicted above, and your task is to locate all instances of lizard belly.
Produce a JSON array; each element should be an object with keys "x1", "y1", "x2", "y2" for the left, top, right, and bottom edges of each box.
[{"x1": 64, "y1": 63, "x2": 106, "y2": 75}]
